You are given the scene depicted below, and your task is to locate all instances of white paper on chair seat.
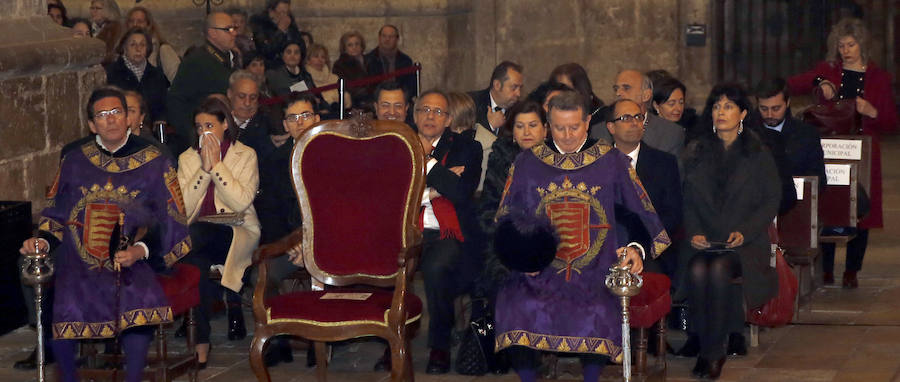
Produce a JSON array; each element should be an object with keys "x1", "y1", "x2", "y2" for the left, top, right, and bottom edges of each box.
[
  {"x1": 320, "y1": 293, "x2": 372, "y2": 300},
  {"x1": 825, "y1": 164, "x2": 851, "y2": 186},
  {"x1": 821, "y1": 139, "x2": 862, "y2": 160},
  {"x1": 793, "y1": 178, "x2": 804, "y2": 200}
]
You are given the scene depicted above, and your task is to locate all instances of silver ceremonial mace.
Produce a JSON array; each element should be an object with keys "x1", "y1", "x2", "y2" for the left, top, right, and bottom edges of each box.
[
  {"x1": 22, "y1": 241, "x2": 55, "y2": 382},
  {"x1": 605, "y1": 257, "x2": 642, "y2": 382}
]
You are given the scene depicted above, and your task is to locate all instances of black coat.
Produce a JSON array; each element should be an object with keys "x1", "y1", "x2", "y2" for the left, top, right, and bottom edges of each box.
[
  {"x1": 236, "y1": 113, "x2": 277, "y2": 161},
  {"x1": 332, "y1": 53, "x2": 371, "y2": 107},
  {"x1": 677, "y1": 132, "x2": 781, "y2": 308},
  {"x1": 780, "y1": 114, "x2": 827, "y2": 188},
  {"x1": 254, "y1": 139, "x2": 300, "y2": 245},
  {"x1": 106, "y1": 57, "x2": 170, "y2": 122},
  {"x1": 365, "y1": 48, "x2": 415, "y2": 100},
  {"x1": 249, "y1": 13, "x2": 306, "y2": 69},
  {"x1": 468, "y1": 88, "x2": 495, "y2": 134},
  {"x1": 751, "y1": 122, "x2": 798, "y2": 214}
]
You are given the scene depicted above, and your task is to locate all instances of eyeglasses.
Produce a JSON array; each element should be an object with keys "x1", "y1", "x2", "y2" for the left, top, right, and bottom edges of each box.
[
  {"x1": 414, "y1": 107, "x2": 448, "y2": 117},
  {"x1": 285, "y1": 112, "x2": 316, "y2": 122},
  {"x1": 610, "y1": 113, "x2": 645, "y2": 124},
  {"x1": 209, "y1": 25, "x2": 237, "y2": 33},
  {"x1": 94, "y1": 108, "x2": 123, "y2": 120}
]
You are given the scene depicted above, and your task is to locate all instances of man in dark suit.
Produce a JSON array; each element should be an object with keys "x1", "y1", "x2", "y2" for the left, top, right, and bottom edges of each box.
[
  {"x1": 412, "y1": 89, "x2": 482, "y2": 374},
  {"x1": 365, "y1": 25, "x2": 416, "y2": 101},
  {"x1": 592, "y1": 69, "x2": 684, "y2": 157},
  {"x1": 227, "y1": 70, "x2": 278, "y2": 160},
  {"x1": 605, "y1": 99, "x2": 682, "y2": 276},
  {"x1": 469, "y1": 61, "x2": 524, "y2": 135},
  {"x1": 754, "y1": 77, "x2": 827, "y2": 187},
  {"x1": 167, "y1": 12, "x2": 238, "y2": 155}
]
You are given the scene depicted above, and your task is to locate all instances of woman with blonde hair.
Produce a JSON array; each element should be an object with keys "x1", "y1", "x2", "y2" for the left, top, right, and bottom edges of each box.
[
  {"x1": 89, "y1": 0, "x2": 123, "y2": 66},
  {"x1": 447, "y1": 91, "x2": 495, "y2": 191},
  {"x1": 332, "y1": 31, "x2": 369, "y2": 107},
  {"x1": 305, "y1": 43, "x2": 351, "y2": 113},
  {"x1": 788, "y1": 17, "x2": 897, "y2": 288}
]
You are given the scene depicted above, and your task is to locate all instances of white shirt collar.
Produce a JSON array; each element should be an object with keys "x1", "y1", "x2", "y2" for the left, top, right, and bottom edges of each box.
[
  {"x1": 234, "y1": 114, "x2": 251, "y2": 130},
  {"x1": 615, "y1": 142, "x2": 641, "y2": 167},
  {"x1": 766, "y1": 118, "x2": 786, "y2": 133},
  {"x1": 489, "y1": 92, "x2": 502, "y2": 112},
  {"x1": 552, "y1": 137, "x2": 589, "y2": 154},
  {"x1": 95, "y1": 130, "x2": 132, "y2": 154},
  {"x1": 429, "y1": 135, "x2": 442, "y2": 152}
]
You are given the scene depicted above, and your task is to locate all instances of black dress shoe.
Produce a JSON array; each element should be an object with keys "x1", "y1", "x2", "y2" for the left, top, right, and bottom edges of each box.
[
  {"x1": 707, "y1": 357, "x2": 726, "y2": 379},
  {"x1": 227, "y1": 309, "x2": 247, "y2": 341},
  {"x1": 676, "y1": 334, "x2": 700, "y2": 357},
  {"x1": 372, "y1": 348, "x2": 391, "y2": 372},
  {"x1": 842, "y1": 271, "x2": 858, "y2": 289},
  {"x1": 691, "y1": 357, "x2": 710, "y2": 379},
  {"x1": 425, "y1": 349, "x2": 450, "y2": 374},
  {"x1": 727, "y1": 333, "x2": 747, "y2": 356},
  {"x1": 306, "y1": 346, "x2": 316, "y2": 368},
  {"x1": 174, "y1": 317, "x2": 187, "y2": 338},
  {"x1": 264, "y1": 338, "x2": 294, "y2": 367},
  {"x1": 13, "y1": 348, "x2": 54, "y2": 370}
]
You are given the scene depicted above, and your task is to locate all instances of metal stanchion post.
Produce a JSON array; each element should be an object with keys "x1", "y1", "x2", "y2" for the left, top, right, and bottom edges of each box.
[
  {"x1": 22, "y1": 242, "x2": 55, "y2": 382},
  {"x1": 339, "y1": 78, "x2": 345, "y2": 120},
  {"x1": 415, "y1": 62, "x2": 421, "y2": 98}
]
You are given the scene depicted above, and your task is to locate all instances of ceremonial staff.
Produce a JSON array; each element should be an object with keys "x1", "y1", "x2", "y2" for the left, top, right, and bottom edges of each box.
[
  {"x1": 605, "y1": 256, "x2": 643, "y2": 382},
  {"x1": 21, "y1": 238, "x2": 55, "y2": 382}
]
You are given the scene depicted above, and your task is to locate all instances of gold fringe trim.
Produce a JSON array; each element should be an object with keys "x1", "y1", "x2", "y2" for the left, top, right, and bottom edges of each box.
[
  {"x1": 53, "y1": 306, "x2": 172, "y2": 339},
  {"x1": 495, "y1": 330, "x2": 624, "y2": 363}
]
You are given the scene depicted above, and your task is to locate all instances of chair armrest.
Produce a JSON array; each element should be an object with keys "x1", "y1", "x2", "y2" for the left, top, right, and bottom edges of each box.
[{"x1": 252, "y1": 227, "x2": 303, "y2": 265}]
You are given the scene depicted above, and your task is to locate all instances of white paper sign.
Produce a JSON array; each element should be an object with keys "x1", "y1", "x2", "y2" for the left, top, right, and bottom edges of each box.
[
  {"x1": 793, "y1": 178, "x2": 804, "y2": 200},
  {"x1": 825, "y1": 164, "x2": 851, "y2": 186},
  {"x1": 821, "y1": 139, "x2": 862, "y2": 160},
  {"x1": 289, "y1": 80, "x2": 309, "y2": 93},
  {"x1": 320, "y1": 293, "x2": 372, "y2": 300}
]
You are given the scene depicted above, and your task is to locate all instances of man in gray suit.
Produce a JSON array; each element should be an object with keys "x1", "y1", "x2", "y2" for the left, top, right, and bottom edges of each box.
[{"x1": 592, "y1": 69, "x2": 684, "y2": 157}]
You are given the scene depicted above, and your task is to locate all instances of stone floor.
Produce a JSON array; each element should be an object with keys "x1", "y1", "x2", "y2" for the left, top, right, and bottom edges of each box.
[{"x1": 4, "y1": 135, "x2": 900, "y2": 382}]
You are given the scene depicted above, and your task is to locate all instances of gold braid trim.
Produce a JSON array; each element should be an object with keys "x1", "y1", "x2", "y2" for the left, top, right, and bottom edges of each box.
[
  {"x1": 38, "y1": 217, "x2": 64, "y2": 242},
  {"x1": 495, "y1": 330, "x2": 624, "y2": 363},
  {"x1": 163, "y1": 236, "x2": 193, "y2": 267},
  {"x1": 53, "y1": 306, "x2": 172, "y2": 339}
]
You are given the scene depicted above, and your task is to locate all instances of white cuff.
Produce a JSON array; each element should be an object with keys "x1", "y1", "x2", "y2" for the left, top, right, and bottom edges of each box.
[
  {"x1": 425, "y1": 158, "x2": 438, "y2": 174},
  {"x1": 36, "y1": 238, "x2": 50, "y2": 252},
  {"x1": 134, "y1": 242, "x2": 150, "y2": 260},
  {"x1": 626, "y1": 242, "x2": 646, "y2": 260}
]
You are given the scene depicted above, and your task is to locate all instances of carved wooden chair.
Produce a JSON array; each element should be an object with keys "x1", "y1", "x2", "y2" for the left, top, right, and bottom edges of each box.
[{"x1": 250, "y1": 117, "x2": 426, "y2": 382}]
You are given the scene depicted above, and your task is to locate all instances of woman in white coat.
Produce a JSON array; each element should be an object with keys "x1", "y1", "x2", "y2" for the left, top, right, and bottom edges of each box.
[{"x1": 177, "y1": 96, "x2": 260, "y2": 368}]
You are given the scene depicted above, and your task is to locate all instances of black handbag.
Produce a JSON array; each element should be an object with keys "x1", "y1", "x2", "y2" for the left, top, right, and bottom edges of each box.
[{"x1": 455, "y1": 299, "x2": 496, "y2": 375}]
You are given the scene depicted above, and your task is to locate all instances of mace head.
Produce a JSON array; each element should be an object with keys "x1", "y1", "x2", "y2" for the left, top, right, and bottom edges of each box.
[
  {"x1": 21, "y1": 250, "x2": 54, "y2": 286},
  {"x1": 605, "y1": 258, "x2": 642, "y2": 298}
]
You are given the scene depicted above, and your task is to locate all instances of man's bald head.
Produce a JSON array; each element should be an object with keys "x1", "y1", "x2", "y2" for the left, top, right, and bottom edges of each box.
[
  {"x1": 206, "y1": 12, "x2": 237, "y2": 52},
  {"x1": 613, "y1": 69, "x2": 653, "y2": 111}
]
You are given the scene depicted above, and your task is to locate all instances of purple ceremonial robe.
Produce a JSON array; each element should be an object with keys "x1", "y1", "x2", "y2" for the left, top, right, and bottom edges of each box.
[
  {"x1": 493, "y1": 142, "x2": 670, "y2": 362},
  {"x1": 39, "y1": 138, "x2": 192, "y2": 339}
]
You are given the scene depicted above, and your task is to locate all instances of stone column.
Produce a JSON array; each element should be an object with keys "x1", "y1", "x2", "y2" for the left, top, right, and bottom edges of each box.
[{"x1": 0, "y1": 0, "x2": 106, "y2": 215}]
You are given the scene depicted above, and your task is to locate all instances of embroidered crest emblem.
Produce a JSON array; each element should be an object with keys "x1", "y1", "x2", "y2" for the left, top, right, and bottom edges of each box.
[{"x1": 83, "y1": 202, "x2": 121, "y2": 263}]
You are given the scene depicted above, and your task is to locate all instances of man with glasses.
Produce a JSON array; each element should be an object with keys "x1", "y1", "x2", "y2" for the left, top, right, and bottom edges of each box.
[
  {"x1": 168, "y1": 11, "x2": 239, "y2": 156},
  {"x1": 605, "y1": 99, "x2": 682, "y2": 277},
  {"x1": 18, "y1": 86, "x2": 191, "y2": 382},
  {"x1": 592, "y1": 69, "x2": 683, "y2": 157},
  {"x1": 373, "y1": 89, "x2": 482, "y2": 374}
]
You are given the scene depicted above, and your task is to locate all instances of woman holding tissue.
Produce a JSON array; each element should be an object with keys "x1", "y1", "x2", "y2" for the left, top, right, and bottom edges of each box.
[{"x1": 177, "y1": 97, "x2": 260, "y2": 368}]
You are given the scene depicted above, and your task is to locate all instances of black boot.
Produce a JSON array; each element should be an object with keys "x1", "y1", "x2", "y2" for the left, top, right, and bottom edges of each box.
[
  {"x1": 727, "y1": 333, "x2": 747, "y2": 356},
  {"x1": 13, "y1": 347, "x2": 55, "y2": 370},
  {"x1": 264, "y1": 337, "x2": 294, "y2": 367},
  {"x1": 227, "y1": 305, "x2": 247, "y2": 341},
  {"x1": 676, "y1": 333, "x2": 700, "y2": 357}
]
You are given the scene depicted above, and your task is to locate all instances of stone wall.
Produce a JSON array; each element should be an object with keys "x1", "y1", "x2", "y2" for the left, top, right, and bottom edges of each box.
[{"x1": 0, "y1": 0, "x2": 106, "y2": 215}]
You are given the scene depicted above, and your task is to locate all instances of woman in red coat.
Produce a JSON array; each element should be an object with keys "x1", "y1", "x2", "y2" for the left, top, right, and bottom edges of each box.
[{"x1": 788, "y1": 17, "x2": 897, "y2": 288}]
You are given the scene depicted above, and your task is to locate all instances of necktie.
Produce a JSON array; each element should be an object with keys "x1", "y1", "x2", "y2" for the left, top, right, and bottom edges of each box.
[{"x1": 493, "y1": 106, "x2": 504, "y2": 114}]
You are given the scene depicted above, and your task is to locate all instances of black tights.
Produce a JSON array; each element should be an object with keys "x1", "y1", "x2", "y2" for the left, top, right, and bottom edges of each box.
[
  {"x1": 822, "y1": 229, "x2": 868, "y2": 273},
  {"x1": 181, "y1": 222, "x2": 236, "y2": 344},
  {"x1": 687, "y1": 251, "x2": 743, "y2": 360}
]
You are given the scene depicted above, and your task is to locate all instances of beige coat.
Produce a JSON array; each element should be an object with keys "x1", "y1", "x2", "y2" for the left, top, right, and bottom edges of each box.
[
  {"x1": 178, "y1": 141, "x2": 260, "y2": 292},
  {"x1": 473, "y1": 122, "x2": 496, "y2": 192}
]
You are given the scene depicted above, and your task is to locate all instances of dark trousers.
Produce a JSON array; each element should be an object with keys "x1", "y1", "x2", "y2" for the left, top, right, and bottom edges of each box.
[
  {"x1": 53, "y1": 326, "x2": 154, "y2": 382},
  {"x1": 506, "y1": 346, "x2": 607, "y2": 382},
  {"x1": 822, "y1": 229, "x2": 868, "y2": 273},
  {"x1": 687, "y1": 251, "x2": 744, "y2": 360},
  {"x1": 180, "y1": 222, "x2": 234, "y2": 344},
  {"x1": 420, "y1": 229, "x2": 465, "y2": 351}
]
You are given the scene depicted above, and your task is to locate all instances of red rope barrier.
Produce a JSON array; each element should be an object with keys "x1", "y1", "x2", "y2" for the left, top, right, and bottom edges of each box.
[{"x1": 259, "y1": 64, "x2": 420, "y2": 106}]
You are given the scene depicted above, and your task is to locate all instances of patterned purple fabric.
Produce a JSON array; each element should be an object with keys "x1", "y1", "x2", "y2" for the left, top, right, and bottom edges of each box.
[
  {"x1": 39, "y1": 139, "x2": 191, "y2": 339},
  {"x1": 493, "y1": 142, "x2": 670, "y2": 362}
]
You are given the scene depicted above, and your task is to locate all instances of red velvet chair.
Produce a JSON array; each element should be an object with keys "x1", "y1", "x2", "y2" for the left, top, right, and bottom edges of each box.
[
  {"x1": 78, "y1": 263, "x2": 201, "y2": 382},
  {"x1": 628, "y1": 271, "x2": 671, "y2": 377},
  {"x1": 250, "y1": 117, "x2": 426, "y2": 382}
]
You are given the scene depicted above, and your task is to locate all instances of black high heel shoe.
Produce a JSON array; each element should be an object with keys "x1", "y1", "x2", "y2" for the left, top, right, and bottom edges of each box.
[{"x1": 691, "y1": 357, "x2": 710, "y2": 379}]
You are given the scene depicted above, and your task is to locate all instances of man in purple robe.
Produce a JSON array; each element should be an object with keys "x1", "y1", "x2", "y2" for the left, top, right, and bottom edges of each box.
[
  {"x1": 493, "y1": 91, "x2": 670, "y2": 382},
  {"x1": 20, "y1": 87, "x2": 191, "y2": 382}
]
